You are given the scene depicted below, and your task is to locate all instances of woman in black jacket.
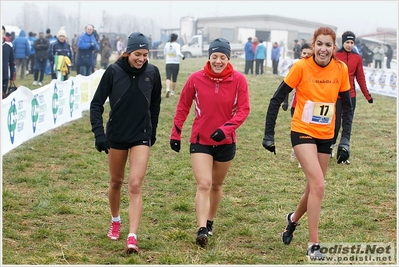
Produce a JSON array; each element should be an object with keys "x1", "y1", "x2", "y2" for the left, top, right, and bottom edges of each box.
[{"x1": 90, "y1": 32, "x2": 162, "y2": 254}]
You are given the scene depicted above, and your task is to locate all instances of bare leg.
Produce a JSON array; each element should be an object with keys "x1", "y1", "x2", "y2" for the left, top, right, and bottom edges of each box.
[
  {"x1": 108, "y1": 149, "x2": 128, "y2": 217},
  {"x1": 191, "y1": 153, "x2": 214, "y2": 228},
  {"x1": 208, "y1": 160, "x2": 231, "y2": 220},
  {"x1": 127, "y1": 145, "x2": 150, "y2": 234},
  {"x1": 293, "y1": 143, "x2": 329, "y2": 243}
]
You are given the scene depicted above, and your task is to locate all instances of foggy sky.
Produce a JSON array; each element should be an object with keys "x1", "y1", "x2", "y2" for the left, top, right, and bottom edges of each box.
[{"x1": 1, "y1": 1, "x2": 397, "y2": 38}]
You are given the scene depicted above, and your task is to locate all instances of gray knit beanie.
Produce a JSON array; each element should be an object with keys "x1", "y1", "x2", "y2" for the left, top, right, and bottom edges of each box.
[
  {"x1": 126, "y1": 32, "x2": 149, "y2": 53},
  {"x1": 208, "y1": 38, "x2": 231, "y2": 59}
]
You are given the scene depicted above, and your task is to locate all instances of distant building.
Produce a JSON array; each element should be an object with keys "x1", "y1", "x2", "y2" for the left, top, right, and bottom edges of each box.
[
  {"x1": 161, "y1": 14, "x2": 337, "y2": 59},
  {"x1": 194, "y1": 14, "x2": 337, "y2": 45},
  {"x1": 351, "y1": 28, "x2": 397, "y2": 61}
]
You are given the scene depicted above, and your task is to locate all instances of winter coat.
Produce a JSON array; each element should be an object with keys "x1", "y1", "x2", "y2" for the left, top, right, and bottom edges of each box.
[
  {"x1": 34, "y1": 37, "x2": 50, "y2": 61},
  {"x1": 12, "y1": 30, "x2": 30, "y2": 59},
  {"x1": 271, "y1": 46, "x2": 281, "y2": 61},
  {"x1": 244, "y1": 40, "x2": 254, "y2": 60},
  {"x1": 90, "y1": 57, "x2": 162, "y2": 145},
  {"x1": 362, "y1": 46, "x2": 373, "y2": 64},
  {"x1": 252, "y1": 40, "x2": 259, "y2": 56},
  {"x1": 293, "y1": 43, "x2": 301, "y2": 59},
  {"x1": 76, "y1": 32, "x2": 99, "y2": 66},
  {"x1": 170, "y1": 67, "x2": 250, "y2": 145},
  {"x1": 48, "y1": 40, "x2": 74, "y2": 65},
  {"x1": 2, "y1": 40, "x2": 15, "y2": 80},
  {"x1": 28, "y1": 36, "x2": 36, "y2": 55},
  {"x1": 373, "y1": 47, "x2": 385, "y2": 61},
  {"x1": 255, "y1": 43, "x2": 267, "y2": 60},
  {"x1": 335, "y1": 48, "x2": 372, "y2": 100},
  {"x1": 385, "y1": 46, "x2": 393, "y2": 61},
  {"x1": 101, "y1": 42, "x2": 111, "y2": 64}
]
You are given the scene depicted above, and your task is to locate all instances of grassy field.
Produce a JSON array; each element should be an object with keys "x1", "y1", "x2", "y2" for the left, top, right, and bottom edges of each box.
[{"x1": 2, "y1": 57, "x2": 397, "y2": 264}]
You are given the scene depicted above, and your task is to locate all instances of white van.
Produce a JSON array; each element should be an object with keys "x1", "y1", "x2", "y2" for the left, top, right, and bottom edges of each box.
[{"x1": 3, "y1": 25, "x2": 21, "y2": 36}]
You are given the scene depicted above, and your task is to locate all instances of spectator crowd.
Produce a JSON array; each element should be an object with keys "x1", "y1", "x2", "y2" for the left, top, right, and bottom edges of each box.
[{"x1": 2, "y1": 23, "x2": 395, "y2": 100}]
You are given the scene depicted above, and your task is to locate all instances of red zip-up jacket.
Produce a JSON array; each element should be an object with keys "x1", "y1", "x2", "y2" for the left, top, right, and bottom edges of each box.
[
  {"x1": 170, "y1": 69, "x2": 250, "y2": 145},
  {"x1": 335, "y1": 48, "x2": 372, "y2": 101}
]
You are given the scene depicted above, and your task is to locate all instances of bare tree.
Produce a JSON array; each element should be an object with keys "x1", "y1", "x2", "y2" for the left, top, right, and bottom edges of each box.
[
  {"x1": 114, "y1": 15, "x2": 125, "y2": 33},
  {"x1": 12, "y1": 3, "x2": 163, "y2": 41},
  {"x1": 15, "y1": 2, "x2": 43, "y2": 34}
]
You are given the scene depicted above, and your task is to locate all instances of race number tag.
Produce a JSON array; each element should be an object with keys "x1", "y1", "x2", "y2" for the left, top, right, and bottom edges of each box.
[{"x1": 301, "y1": 100, "x2": 334, "y2": 125}]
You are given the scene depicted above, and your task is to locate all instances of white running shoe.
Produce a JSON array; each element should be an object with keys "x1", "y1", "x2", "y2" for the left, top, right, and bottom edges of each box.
[
  {"x1": 32, "y1": 81, "x2": 38, "y2": 86},
  {"x1": 171, "y1": 91, "x2": 175, "y2": 96},
  {"x1": 165, "y1": 88, "x2": 170, "y2": 98}
]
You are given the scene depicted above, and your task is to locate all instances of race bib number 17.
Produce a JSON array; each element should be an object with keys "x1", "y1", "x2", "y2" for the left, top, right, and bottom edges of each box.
[{"x1": 301, "y1": 100, "x2": 334, "y2": 125}]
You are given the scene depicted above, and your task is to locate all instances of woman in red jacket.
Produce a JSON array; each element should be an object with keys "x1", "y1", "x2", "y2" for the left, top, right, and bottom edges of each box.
[
  {"x1": 332, "y1": 31, "x2": 373, "y2": 160},
  {"x1": 170, "y1": 38, "x2": 250, "y2": 247}
]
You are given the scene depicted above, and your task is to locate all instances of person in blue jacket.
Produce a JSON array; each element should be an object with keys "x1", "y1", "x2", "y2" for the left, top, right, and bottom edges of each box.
[
  {"x1": 27, "y1": 31, "x2": 36, "y2": 75},
  {"x1": 271, "y1": 42, "x2": 281, "y2": 75},
  {"x1": 255, "y1": 39, "x2": 267, "y2": 75},
  {"x1": 76, "y1": 24, "x2": 99, "y2": 76},
  {"x1": 244, "y1": 37, "x2": 254, "y2": 75},
  {"x1": 152, "y1": 40, "x2": 162, "y2": 59},
  {"x1": 12, "y1": 29, "x2": 30, "y2": 80}
]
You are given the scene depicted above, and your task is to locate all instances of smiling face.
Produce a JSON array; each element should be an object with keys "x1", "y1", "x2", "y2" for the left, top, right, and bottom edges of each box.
[
  {"x1": 209, "y1": 52, "x2": 229, "y2": 73},
  {"x1": 312, "y1": 34, "x2": 335, "y2": 66},
  {"x1": 128, "y1": 49, "x2": 148, "y2": 69}
]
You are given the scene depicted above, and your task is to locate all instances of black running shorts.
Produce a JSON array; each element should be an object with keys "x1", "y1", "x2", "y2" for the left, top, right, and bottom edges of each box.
[
  {"x1": 291, "y1": 131, "x2": 333, "y2": 154},
  {"x1": 189, "y1": 143, "x2": 236, "y2": 162}
]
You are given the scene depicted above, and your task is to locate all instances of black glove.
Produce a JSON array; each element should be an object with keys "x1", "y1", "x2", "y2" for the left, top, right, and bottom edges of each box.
[
  {"x1": 151, "y1": 136, "x2": 156, "y2": 147},
  {"x1": 210, "y1": 128, "x2": 226, "y2": 142},
  {"x1": 337, "y1": 145, "x2": 350, "y2": 164},
  {"x1": 170, "y1": 139, "x2": 181, "y2": 152},
  {"x1": 368, "y1": 97, "x2": 373, "y2": 104},
  {"x1": 95, "y1": 134, "x2": 109, "y2": 154},
  {"x1": 182, "y1": 56, "x2": 185, "y2": 60},
  {"x1": 281, "y1": 94, "x2": 289, "y2": 111},
  {"x1": 262, "y1": 135, "x2": 276, "y2": 155}
]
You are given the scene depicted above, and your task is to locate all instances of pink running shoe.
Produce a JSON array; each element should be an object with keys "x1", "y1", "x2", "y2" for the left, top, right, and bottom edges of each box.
[
  {"x1": 126, "y1": 236, "x2": 139, "y2": 254},
  {"x1": 107, "y1": 221, "x2": 121, "y2": 240}
]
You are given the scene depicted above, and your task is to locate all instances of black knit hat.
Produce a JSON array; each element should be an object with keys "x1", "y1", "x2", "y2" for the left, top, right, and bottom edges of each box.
[
  {"x1": 208, "y1": 38, "x2": 231, "y2": 59},
  {"x1": 342, "y1": 31, "x2": 356, "y2": 45},
  {"x1": 126, "y1": 32, "x2": 149, "y2": 53}
]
